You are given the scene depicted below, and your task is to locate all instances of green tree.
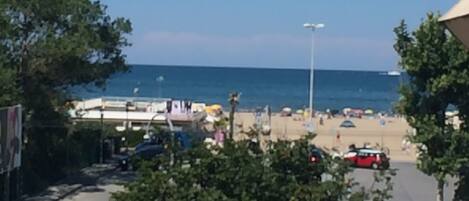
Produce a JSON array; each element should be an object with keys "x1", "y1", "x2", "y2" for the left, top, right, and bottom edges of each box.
[
  {"x1": 0, "y1": 0, "x2": 132, "y2": 194},
  {"x1": 0, "y1": 68, "x2": 20, "y2": 106},
  {"x1": 112, "y1": 137, "x2": 395, "y2": 201},
  {"x1": 394, "y1": 13, "x2": 469, "y2": 201}
]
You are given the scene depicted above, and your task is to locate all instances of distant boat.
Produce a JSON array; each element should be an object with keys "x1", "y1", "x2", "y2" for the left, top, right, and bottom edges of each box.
[{"x1": 386, "y1": 70, "x2": 401, "y2": 76}]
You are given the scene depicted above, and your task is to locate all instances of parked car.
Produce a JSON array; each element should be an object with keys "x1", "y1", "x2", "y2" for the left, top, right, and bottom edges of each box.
[
  {"x1": 119, "y1": 132, "x2": 196, "y2": 171},
  {"x1": 309, "y1": 146, "x2": 324, "y2": 164},
  {"x1": 308, "y1": 145, "x2": 327, "y2": 180},
  {"x1": 344, "y1": 148, "x2": 390, "y2": 169},
  {"x1": 119, "y1": 142, "x2": 165, "y2": 171}
]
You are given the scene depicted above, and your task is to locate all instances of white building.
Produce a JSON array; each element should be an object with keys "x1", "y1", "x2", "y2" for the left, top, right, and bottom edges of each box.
[{"x1": 69, "y1": 96, "x2": 206, "y2": 131}]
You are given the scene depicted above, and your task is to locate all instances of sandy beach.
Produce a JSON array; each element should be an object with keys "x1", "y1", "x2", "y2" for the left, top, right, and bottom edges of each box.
[{"x1": 233, "y1": 112, "x2": 416, "y2": 162}]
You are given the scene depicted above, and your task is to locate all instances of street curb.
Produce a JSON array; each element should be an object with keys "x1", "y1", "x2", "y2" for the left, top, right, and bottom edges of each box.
[
  {"x1": 24, "y1": 163, "x2": 119, "y2": 201},
  {"x1": 54, "y1": 184, "x2": 83, "y2": 201},
  {"x1": 56, "y1": 165, "x2": 119, "y2": 201}
]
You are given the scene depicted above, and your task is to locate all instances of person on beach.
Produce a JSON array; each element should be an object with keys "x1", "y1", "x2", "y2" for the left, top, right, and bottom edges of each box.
[
  {"x1": 303, "y1": 110, "x2": 308, "y2": 121},
  {"x1": 401, "y1": 138, "x2": 411, "y2": 154},
  {"x1": 348, "y1": 144, "x2": 357, "y2": 151},
  {"x1": 336, "y1": 130, "x2": 341, "y2": 144},
  {"x1": 214, "y1": 129, "x2": 225, "y2": 145}
]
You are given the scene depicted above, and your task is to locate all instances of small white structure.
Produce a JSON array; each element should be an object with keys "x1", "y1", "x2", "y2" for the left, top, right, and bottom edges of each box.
[{"x1": 69, "y1": 97, "x2": 206, "y2": 129}]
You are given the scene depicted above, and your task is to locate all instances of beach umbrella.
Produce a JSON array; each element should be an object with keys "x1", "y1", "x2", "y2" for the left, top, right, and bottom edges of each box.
[
  {"x1": 352, "y1": 109, "x2": 364, "y2": 114},
  {"x1": 205, "y1": 107, "x2": 214, "y2": 114},
  {"x1": 339, "y1": 120, "x2": 356, "y2": 128},
  {"x1": 211, "y1": 104, "x2": 223, "y2": 110},
  {"x1": 281, "y1": 107, "x2": 292, "y2": 117},
  {"x1": 296, "y1": 109, "x2": 304, "y2": 114},
  {"x1": 343, "y1": 107, "x2": 352, "y2": 115},
  {"x1": 440, "y1": 0, "x2": 469, "y2": 49},
  {"x1": 365, "y1": 109, "x2": 374, "y2": 115}
]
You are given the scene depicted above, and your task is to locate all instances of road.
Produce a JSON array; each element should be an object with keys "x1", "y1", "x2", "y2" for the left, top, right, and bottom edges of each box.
[
  {"x1": 352, "y1": 162, "x2": 456, "y2": 201},
  {"x1": 62, "y1": 162, "x2": 457, "y2": 201},
  {"x1": 62, "y1": 171, "x2": 135, "y2": 201}
]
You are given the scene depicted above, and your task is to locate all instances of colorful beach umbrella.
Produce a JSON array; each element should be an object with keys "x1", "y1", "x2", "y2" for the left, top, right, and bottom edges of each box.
[
  {"x1": 440, "y1": 0, "x2": 469, "y2": 49},
  {"x1": 211, "y1": 104, "x2": 223, "y2": 110},
  {"x1": 339, "y1": 120, "x2": 356, "y2": 128}
]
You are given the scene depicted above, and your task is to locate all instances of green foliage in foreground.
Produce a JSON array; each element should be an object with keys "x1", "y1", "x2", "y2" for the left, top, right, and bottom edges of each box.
[
  {"x1": 394, "y1": 13, "x2": 469, "y2": 201},
  {"x1": 112, "y1": 137, "x2": 395, "y2": 201},
  {"x1": 0, "y1": 0, "x2": 132, "y2": 195}
]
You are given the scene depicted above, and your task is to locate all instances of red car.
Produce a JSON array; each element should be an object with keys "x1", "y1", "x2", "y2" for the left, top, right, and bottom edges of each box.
[{"x1": 344, "y1": 149, "x2": 390, "y2": 169}]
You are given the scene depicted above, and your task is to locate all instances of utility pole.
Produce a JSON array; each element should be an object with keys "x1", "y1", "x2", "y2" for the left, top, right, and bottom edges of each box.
[
  {"x1": 99, "y1": 107, "x2": 104, "y2": 164},
  {"x1": 3, "y1": 170, "x2": 10, "y2": 201},
  {"x1": 228, "y1": 92, "x2": 239, "y2": 140},
  {"x1": 156, "y1": 75, "x2": 164, "y2": 98},
  {"x1": 125, "y1": 101, "x2": 132, "y2": 153}
]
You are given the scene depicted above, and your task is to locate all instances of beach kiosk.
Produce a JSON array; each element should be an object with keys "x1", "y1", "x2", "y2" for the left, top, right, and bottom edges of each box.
[{"x1": 440, "y1": 0, "x2": 469, "y2": 49}]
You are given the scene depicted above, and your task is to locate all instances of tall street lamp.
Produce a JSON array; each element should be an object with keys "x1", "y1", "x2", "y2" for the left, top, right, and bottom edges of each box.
[
  {"x1": 156, "y1": 75, "x2": 164, "y2": 98},
  {"x1": 125, "y1": 101, "x2": 132, "y2": 152},
  {"x1": 303, "y1": 23, "x2": 324, "y2": 131},
  {"x1": 99, "y1": 106, "x2": 104, "y2": 164}
]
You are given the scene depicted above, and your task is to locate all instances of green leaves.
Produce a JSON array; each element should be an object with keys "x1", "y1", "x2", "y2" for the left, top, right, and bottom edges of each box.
[
  {"x1": 394, "y1": 12, "x2": 469, "y2": 200},
  {"x1": 1, "y1": 0, "x2": 132, "y2": 93},
  {"x1": 112, "y1": 137, "x2": 394, "y2": 201},
  {"x1": 0, "y1": 0, "x2": 132, "y2": 194},
  {"x1": 0, "y1": 68, "x2": 21, "y2": 106}
]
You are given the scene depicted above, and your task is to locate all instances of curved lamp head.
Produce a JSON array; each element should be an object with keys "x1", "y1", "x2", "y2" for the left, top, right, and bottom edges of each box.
[{"x1": 304, "y1": 23, "x2": 325, "y2": 30}]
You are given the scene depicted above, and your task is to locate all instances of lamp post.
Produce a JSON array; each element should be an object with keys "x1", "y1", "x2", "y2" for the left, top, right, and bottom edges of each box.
[
  {"x1": 125, "y1": 101, "x2": 132, "y2": 152},
  {"x1": 99, "y1": 107, "x2": 104, "y2": 164},
  {"x1": 156, "y1": 75, "x2": 164, "y2": 98},
  {"x1": 303, "y1": 23, "x2": 324, "y2": 130}
]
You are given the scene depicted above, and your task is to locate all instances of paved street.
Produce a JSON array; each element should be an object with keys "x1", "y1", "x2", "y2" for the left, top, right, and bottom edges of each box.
[
  {"x1": 62, "y1": 171, "x2": 135, "y2": 201},
  {"x1": 352, "y1": 162, "x2": 457, "y2": 201},
  {"x1": 61, "y1": 162, "x2": 457, "y2": 201}
]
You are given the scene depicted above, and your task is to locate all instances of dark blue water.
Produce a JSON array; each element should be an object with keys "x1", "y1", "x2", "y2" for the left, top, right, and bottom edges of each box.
[{"x1": 73, "y1": 65, "x2": 402, "y2": 112}]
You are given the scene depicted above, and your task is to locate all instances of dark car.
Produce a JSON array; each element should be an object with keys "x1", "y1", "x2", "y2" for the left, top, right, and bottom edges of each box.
[
  {"x1": 119, "y1": 143, "x2": 165, "y2": 171},
  {"x1": 120, "y1": 132, "x2": 196, "y2": 171},
  {"x1": 308, "y1": 145, "x2": 327, "y2": 180},
  {"x1": 309, "y1": 147, "x2": 324, "y2": 164}
]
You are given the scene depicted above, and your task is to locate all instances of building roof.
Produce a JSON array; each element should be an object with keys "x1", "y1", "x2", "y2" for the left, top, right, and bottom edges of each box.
[{"x1": 440, "y1": 0, "x2": 469, "y2": 21}]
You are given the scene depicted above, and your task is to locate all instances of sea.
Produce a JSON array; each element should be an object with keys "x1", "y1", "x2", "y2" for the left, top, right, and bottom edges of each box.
[{"x1": 73, "y1": 65, "x2": 403, "y2": 113}]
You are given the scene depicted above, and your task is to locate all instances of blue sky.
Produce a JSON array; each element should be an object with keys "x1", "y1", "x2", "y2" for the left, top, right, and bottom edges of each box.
[{"x1": 102, "y1": 0, "x2": 457, "y2": 71}]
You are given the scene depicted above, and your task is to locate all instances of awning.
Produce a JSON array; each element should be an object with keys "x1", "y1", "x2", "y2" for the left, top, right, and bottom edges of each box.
[{"x1": 440, "y1": 0, "x2": 469, "y2": 49}]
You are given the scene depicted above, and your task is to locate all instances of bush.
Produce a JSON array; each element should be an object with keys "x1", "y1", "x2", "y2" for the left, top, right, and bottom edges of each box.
[{"x1": 112, "y1": 135, "x2": 395, "y2": 201}]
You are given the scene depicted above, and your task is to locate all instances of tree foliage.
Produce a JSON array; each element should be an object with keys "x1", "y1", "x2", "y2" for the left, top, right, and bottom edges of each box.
[
  {"x1": 0, "y1": 0, "x2": 132, "y2": 194},
  {"x1": 394, "y1": 13, "x2": 469, "y2": 200},
  {"x1": 0, "y1": 0, "x2": 131, "y2": 111},
  {"x1": 0, "y1": 68, "x2": 20, "y2": 106},
  {"x1": 112, "y1": 136, "x2": 395, "y2": 201}
]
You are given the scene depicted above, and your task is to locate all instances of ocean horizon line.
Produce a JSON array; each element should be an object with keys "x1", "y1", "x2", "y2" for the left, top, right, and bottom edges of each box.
[
  {"x1": 74, "y1": 64, "x2": 401, "y2": 112},
  {"x1": 129, "y1": 63, "x2": 394, "y2": 73}
]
